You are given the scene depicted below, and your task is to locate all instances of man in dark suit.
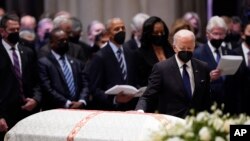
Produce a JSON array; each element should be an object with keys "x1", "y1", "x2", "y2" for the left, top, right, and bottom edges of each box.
[
  {"x1": 0, "y1": 14, "x2": 41, "y2": 141},
  {"x1": 136, "y1": 29, "x2": 211, "y2": 118},
  {"x1": 193, "y1": 16, "x2": 231, "y2": 106},
  {"x1": 86, "y1": 18, "x2": 138, "y2": 111},
  {"x1": 224, "y1": 22, "x2": 250, "y2": 115},
  {"x1": 38, "y1": 28, "x2": 89, "y2": 110}
]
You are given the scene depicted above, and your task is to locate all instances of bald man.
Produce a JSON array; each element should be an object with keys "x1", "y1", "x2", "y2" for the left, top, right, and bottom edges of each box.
[
  {"x1": 86, "y1": 18, "x2": 139, "y2": 111},
  {"x1": 20, "y1": 15, "x2": 36, "y2": 30},
  {"x1": 136, "y1": 29, "x2": 211, "y2": 118}
]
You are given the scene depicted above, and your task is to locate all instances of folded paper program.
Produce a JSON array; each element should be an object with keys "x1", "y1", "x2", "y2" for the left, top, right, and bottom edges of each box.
[{"x1": 105, "y1": 85, "x2": 147, "y2": 97}]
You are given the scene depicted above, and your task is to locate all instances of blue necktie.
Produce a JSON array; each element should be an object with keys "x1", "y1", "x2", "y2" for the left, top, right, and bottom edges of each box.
[
  {"x1": 215, "y1": 49, "x2": 221, "y2": 64},
  {"x1": 11, "y1": 47, "x2": 25, "y2": 101},
  {"x1": 61, "y1": 57, "x2": 75, "y2": 97},
  {"x1": 117, "y1": 48, "x2": 127, "y2": 80},
  {"x1": 182, "y1": 64, "x2": 192, "y2": 99}
]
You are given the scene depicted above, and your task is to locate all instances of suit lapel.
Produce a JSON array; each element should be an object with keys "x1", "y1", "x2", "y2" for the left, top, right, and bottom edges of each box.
[
  {"x1": 204, "y1": 45, "x2": 217, "y2": 69},
  {"x1": 191, "y1": 59, "x2": 200, "y2": 99},
  {"x1": 170, "y1": 57, "x2": 190, "y2": 100},
  {"x1": 106, "y1": 44, "x2": 126, "y2": 82},
  {"x1": 17, "y1": 45, "x2": 26, "y2": 75},
  {"x1": 48, "y1": 53, "x2": 69, "y2": 90}
]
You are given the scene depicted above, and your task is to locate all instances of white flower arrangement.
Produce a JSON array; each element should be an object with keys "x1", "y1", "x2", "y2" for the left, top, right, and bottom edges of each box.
[{"x1": 152, "y1": 104, "x2": 250, "y2": 141}]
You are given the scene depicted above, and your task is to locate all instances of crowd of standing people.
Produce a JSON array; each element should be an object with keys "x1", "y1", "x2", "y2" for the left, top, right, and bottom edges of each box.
[{"x1": 0, "y1": 9, "x2": 250, "y2": 141}]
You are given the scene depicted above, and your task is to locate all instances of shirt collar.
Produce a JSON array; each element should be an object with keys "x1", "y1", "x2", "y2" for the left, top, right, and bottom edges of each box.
[
  {"x1": 175, "y1": 54, "x2": 192, "y2": 68},
  {"x1": 2, "y1": 39, "x2": 18, "y2": 51},
  {"x1": 51, "y1": 50, "x2": 66, "y2": 61},
  {"x1": 109, "y1": 41, "x2": 123, "y2": 54},
  {"x1": 242, "y1": 42, "x2": 250, "y2": 54}
]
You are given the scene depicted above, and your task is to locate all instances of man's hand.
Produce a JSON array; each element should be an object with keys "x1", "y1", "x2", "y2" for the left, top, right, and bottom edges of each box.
[
  {"x1": 115, "y1": 92, "x2": 134, "y2": 104},
  {"x1": 69, "y1": 101, "x2": 84, "y2": 109},
  {"x1": 21, "y1": 98, "x2": 38, "y2": 111},
  {"x1": 210, "y1": 69, "x2": 222, "y2": 81},
  {"x1": 0, "y1": 118, "x2": 8, "y2": 132}
]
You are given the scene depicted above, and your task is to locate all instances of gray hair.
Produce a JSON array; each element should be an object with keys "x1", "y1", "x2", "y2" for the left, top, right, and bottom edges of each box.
[
  {"x1": 70, "y1": 17, "x2": 82, "y2": 32},
  {"x1": 173, "y1": 29, "x2": 195, "y2": 46},
  {"x1": 53, "y1": 15, "x2": 72, "y2": 29},
  {"x1": 37, "y1": 18, "x2": 53, "y2": 28},
  {"x1": 206, "y1": 16, "x2": 227, "y2": 32},
  {"x1": 131, "y1": 13, "x2": 150, "y2": 31},
  {"x1": 87, "y1": 20, "x2": 104, "y2": 34}
]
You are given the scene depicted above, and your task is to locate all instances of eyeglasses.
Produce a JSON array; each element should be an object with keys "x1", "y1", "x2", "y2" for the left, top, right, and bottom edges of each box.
[{"x1": 209, "y1": 32, "x2": 226, "y2": 38}]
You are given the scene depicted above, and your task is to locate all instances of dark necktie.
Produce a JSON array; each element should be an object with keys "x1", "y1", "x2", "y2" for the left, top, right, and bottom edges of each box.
[
  {"x1": 11, "y1": 47, "x2": 25, "y2": 101},
  {"x1": 182, "y1": 64, "x2": 192, "y2": 99},
  {"x1": 60, "y1": 56, "x2": 76, "y2": 97},
  {"x1": 117, "y1": 48, "x2": 127, "y2": 81},
  {"x1": 215, "y1": 49, "x2": 221, "y2": 64}
]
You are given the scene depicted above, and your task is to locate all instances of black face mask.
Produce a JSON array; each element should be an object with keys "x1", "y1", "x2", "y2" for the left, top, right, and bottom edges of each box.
[
  {"x1": 245, "y1": 35, "x2": 250, "y2": 46},
  {"x1": 151, "y1": 35, "x2": 166, "y2": 46},
  {"x1": 43, "y1": 32, "x2": 50, "y2": 41},
  {"x1": 69, "y1": 35, "x2": 80, "y2": 43},
  {"x1": 114, "y1": 31, "x2": 126, "y2": 45},
  {"x1": 178, "y1": 51, "x2": 193, "y2": 63},
  {"x1": 224, "y1": 33, "x2": 241, "y2": 42},
  {"x1": 210, "y1": 39, "x2": 223, "y2": 49},
  {"x1": 7, "y1": 32, "x2": 19, "y2": 45},
  {"x1": 55, "y1": 41, "x2": 69, "y2": 55}
]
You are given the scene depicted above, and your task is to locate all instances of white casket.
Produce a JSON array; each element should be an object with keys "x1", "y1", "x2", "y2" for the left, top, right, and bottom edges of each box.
[{"x1": 4, "y1": 109, "x2": 184, "y2": 141}]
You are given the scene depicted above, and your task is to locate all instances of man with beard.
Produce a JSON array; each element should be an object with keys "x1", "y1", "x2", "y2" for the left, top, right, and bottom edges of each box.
[
  {"x1": 86, "y1": 18, "x2": 138, "y2": 111},
  {"x1": 136, "y1": 29, "x2": 211, "y2": 118},
  {"x1": 194, "y1": 16, "x2": 231, "y2": 106},
  {"x1": 38, "y1": 28, "x2": 89, "y2": 110},
  {"x1": 0, "y1": 14, "x2": 41, "y2": 141}
]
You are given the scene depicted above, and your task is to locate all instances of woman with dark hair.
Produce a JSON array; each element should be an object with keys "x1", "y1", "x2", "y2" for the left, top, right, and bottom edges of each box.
[{"x1": 136, "y1": 16, "x2": 175, "y2": 86}]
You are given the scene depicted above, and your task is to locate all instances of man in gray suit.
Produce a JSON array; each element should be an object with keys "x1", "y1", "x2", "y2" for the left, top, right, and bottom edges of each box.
[{"x1": 136, "y1": 29, "x2": 211, "y2": 118}]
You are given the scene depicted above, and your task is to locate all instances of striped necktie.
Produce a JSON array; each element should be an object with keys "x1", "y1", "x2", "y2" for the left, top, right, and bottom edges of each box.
[
  {"x1": 60, "y1": 56, "x2": 76, "y2": 97},
  {"x1": 117, "y1": 48, "x2": 127, "y2": 81},
  {"x1": 11, "y1": 47, "x2": 25, "y2": 101}
]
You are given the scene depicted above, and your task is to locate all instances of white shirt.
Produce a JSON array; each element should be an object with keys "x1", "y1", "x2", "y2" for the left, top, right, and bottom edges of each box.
[
  {"x1": 175, "y1": 55, "x2": 195, "y2": 95},
  {"x1": 242, "y1": 42, "x2": 250, "y2": 66},
  {"x1": 2, "y1": 39, "x2": 22, "y2": 74}
]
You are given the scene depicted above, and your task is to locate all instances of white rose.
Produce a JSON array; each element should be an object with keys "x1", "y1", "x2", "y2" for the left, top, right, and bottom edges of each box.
[
  {"x1": 196, "y1": 112, "x2": 208, "y2": 122},
  {"x1": 222, "y1": 119, "x2": 234, "y2": 133},
  {"x1": 199, "y1": 127, "x2": 212, "y2": 141},
  {"x1": 215, "y1": 136, "x2": 225, "y2": 141},
  {"x1": 167, "y1": 137, "x2": 185, "y2": 141},
  {"x1": 213, "y1": 118, "x2": 224, "y2": 131}
]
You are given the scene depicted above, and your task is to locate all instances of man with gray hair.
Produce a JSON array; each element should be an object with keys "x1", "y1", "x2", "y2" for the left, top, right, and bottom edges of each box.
[
  {"x1": 136, "y1": 29, "x2": 211, "y2": 118},
  {"x1": 194, "y1": 16, "x2": 231, "y2": 106},
  {"x1": 124, "y1": 13, "x2": 149, "y2": 50}
]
